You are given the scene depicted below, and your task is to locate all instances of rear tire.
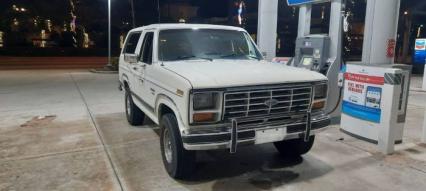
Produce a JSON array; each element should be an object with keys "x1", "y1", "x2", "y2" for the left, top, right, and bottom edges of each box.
[
  {"x1": 125, "y1": 89, "x2": 145, "y2": 126},
  {"x1": 274, "y1": 136, "x2": 315, "y2": 157},
  {"x1": 160, "y1": 113, "x2": 196, "y2": 179}
]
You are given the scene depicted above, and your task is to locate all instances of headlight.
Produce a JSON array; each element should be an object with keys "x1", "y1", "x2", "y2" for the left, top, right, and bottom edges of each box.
[
  {"x1": 312, "y1": 83, "x2": 327, "y2": 111},
  {"x1": 193, "y1": 92, "x2": 219, "y2": 110},
  {"x1": 314, "y1": 83, "x2": 328, "y2": 100},
  {"x1": 190, "y1": 92, "x2": 223, "y2": 124}
]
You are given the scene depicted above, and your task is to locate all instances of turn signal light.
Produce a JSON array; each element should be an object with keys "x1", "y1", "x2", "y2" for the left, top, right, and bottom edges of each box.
[
  {"x1": 193, "y1": 113, "x2": 216, "y2": 122},
  {"x1": 312, "y1": 101, "x2": 326, "y2": 110}
]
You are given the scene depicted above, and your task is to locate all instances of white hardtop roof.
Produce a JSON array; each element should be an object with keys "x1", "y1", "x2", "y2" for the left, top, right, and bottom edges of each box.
[{"x1": 129, "y1": 23, "x2": 247, "y2": 33}]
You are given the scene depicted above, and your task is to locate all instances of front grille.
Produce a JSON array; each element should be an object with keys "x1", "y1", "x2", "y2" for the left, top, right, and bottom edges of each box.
[{"x1": 223, "y1": 85, "x2": 313, "y2": 119}]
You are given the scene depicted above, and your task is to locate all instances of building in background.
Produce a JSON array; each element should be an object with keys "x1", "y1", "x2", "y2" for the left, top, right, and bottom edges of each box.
[
  {"x1": 0, "y1": 0, "x2": 128, "y2": 56},
  {"x1": 0, "y1": 31, "x2": 4, "y2": 48}
]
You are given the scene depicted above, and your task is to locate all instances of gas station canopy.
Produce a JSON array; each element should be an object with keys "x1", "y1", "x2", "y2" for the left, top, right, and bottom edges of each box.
[{"x1": 287, "y1": 0, "x2": 330, "y2": 6}]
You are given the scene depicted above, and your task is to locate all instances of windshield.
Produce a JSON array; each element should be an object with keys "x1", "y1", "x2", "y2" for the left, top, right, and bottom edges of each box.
[{"x1": 158, "y1": 29, "x2": 262, "y2": 62}]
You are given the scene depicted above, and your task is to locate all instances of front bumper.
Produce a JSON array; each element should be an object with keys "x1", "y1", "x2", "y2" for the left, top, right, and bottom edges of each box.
[{"x1": 182, "y1": 113, "x2": 330, "y2": 152}]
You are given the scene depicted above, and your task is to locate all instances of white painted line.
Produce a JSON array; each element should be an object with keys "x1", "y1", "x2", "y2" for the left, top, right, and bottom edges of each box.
[
  {"x1": 422, "y1": 109, "x2": 426, "y2": 144},
  {"x1": 69, "y1": 73, "x2": 125, "y2": 191}
]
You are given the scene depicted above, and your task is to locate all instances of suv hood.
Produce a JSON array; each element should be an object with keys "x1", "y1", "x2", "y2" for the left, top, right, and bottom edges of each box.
[{"x1": 162, "y1": 60, "x2": 327, "y2": 89}]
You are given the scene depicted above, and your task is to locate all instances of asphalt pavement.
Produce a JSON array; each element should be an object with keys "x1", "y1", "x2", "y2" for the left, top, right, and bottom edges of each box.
[{"x1": 0, "y1": 70, "x2": 425, "y2": 191}]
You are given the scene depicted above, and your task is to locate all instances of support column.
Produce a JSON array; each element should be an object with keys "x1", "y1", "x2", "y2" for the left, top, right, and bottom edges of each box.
[
  {"x1": 257, "y1": 0, "x2": 278, "y2": 60},
  {"x1": 362, "y1": 0, "x2": 401, "y2": 65},
  {"x1": 328, "y1": 0, "x2": 342, "y2": 61},
  {"x1": 297, "y1": 5, "x2": 312, "y2": 37},
  {"x1": 326, "y1": 0, "x2": 343, "y2": 117}
]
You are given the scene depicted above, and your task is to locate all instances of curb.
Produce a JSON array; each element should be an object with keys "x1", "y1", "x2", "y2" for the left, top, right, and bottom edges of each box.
[
  {"x1": 89, "y1": 68, "x2": 118, "y2": 74},
  {"x1": 410, "y1": 88, "x2": 426, "y2": 93}
]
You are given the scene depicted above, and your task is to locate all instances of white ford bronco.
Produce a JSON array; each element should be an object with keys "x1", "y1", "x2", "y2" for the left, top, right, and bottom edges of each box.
[{"x1": 119, "y1": 24, "x2": 330, "y2": 179}]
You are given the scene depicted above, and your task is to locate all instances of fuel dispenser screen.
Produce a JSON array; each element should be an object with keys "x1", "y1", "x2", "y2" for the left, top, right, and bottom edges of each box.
[{"x1": 302, "y1": 57, "x2": 313, "y2": 66}]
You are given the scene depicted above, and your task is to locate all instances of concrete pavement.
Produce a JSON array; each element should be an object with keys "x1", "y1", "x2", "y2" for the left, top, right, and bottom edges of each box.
[{"x1": 0, "y1": 70, "x2": 425, "y2": 191}]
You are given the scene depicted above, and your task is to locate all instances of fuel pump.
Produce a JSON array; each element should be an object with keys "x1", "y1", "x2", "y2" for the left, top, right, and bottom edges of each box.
[
  {"x1": 257, "y1": 0, "x2": 412, "y2": 155},
  {"x1": 287, "y1": 0, "x2": 345, "y2": 119},
  {"x1": 339, "y1": 0, "x2": 411, "y2": 154},
  {"x1": 294, "y1": 35, "x2": 331, "y2": 75}
]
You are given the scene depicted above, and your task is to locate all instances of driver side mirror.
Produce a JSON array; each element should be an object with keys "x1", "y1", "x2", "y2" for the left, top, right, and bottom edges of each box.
[{"x1": 124, "y1": 54, "x2": 139, "y2": 64}]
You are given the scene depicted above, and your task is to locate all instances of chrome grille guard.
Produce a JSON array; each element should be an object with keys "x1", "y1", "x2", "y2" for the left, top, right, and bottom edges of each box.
[{"x1": 226, "y1": 83, "x2": 316, "y2": 153}]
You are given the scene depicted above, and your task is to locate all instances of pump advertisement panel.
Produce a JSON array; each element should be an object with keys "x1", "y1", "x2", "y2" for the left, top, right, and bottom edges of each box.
[
  {"x1": 414, "y1": 38, "x2": 426, "y2": 65},
  {"x1": 342, "y1": 65, "x2": 385, "y2": 123},
  {"x1": 287, "y1": 0, "x2": 330, "y2": 6}
]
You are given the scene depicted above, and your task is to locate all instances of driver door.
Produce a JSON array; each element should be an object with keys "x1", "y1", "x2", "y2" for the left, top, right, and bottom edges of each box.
[
  {"x1": 131, "y1": 30, "x2": 155, "y2": 112},
  {"x1": 121, "y1": 31, "x2": 141, "y2": 91}
]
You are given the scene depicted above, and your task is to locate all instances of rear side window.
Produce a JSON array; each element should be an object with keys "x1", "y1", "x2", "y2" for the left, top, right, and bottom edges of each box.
[
  {"x1": 140, "y1": 32, "x2": 154, "y2": 64},
  {"x1": 123, "y1": 32, "x2": 141, "y2": 54}
]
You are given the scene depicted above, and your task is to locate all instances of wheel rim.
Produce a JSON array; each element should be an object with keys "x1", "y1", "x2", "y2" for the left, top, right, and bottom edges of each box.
[
  {"x1": 126, "y1": 94, "x2": 131, "y2": 116},
  {"x1": 163, "y1": 128, "x2": 173, "y2": 164}
]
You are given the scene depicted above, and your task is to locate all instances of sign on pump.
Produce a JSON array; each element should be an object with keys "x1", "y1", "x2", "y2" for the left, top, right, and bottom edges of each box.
[{"x1": 342, "y1": 69, "x2": 385, "y2": 123}]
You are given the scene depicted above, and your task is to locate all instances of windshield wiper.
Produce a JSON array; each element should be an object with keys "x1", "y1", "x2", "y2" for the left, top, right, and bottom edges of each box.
[
  {"x1": 220, "y1": 53, "x2": 242, "y2": 58},
  {"x1": 170, "y1": 55, "x2": 213, "y2": 61},
  {"x1": 220, "y1": 53, "x2": 260, "y2": 60}
]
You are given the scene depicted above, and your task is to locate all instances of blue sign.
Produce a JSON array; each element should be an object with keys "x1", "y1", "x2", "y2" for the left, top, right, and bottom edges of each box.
[
  {"x1": 287, "y1": 0, "x2": 330, "y2": 6},
  {"x1": 342, "y1": 100, "x2": 382, "y2": 123},
  {"x1": 342, "y1": 86, "x2": 383, "y2": 124},
  {"x1": 414, "y1": 39, "x2": 426, "y2": 66}
]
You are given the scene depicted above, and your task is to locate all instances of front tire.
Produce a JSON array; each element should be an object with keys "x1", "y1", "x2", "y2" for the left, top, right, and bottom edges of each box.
[
  {"x1": 274, "y1": 136, "x2": 315, "y2": 157},
  {"x1": 160, "y1": 114, "x2": 196, "y2": 179},
  {"x1": 125, "y1": 89, "x2": 145, "y2": 126}
]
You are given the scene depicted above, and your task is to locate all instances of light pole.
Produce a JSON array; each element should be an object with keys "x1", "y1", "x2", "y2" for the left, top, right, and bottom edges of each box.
[
  {"x1": 158, "y1": 0, "x2": 161, "y2": 23},
  {"x1": 107, "y1": 0, "x2": 112, "y2": 67},
  {"x1": 129, "y1": 0, "x2": 136, "y2": 28}
]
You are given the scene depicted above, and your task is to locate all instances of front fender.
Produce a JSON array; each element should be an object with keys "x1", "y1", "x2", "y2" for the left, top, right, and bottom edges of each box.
[{"x1": 156, "y1": 94, "x2": 187, "y2": 134}]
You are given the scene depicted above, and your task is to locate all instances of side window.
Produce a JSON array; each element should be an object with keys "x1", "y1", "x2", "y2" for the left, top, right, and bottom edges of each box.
[
  {"x1": 140, "y1": 32, "x2": 154, "y2": 64},
  {"x1": 124, "y1": 32, "x2": 141, "y2": 54}
]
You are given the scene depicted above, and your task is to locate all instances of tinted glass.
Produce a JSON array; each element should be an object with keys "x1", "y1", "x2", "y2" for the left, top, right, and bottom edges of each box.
[
  {"x1": 124, "y1": 32, "x2": 141, "y2": 54},
  {"x1": 140, "y1": 32, "x2": 154, "y2": 64},
  {"x1": 158, "y1": 29, "x2": 262, "y2": 61}
]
